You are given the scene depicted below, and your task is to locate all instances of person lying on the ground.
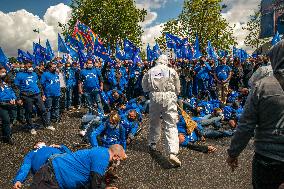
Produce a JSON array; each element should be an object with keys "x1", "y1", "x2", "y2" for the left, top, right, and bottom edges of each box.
[
  {"x1": 13, "y1": 142, "x2": 71, "y2": 189},
  {"x1": 177, "y1": 115, "x2": 217, "y2": 153},
  {"x1": 90, "y1": 111, "x2": 127, "y2": 150},
  {"x1": 199, "y1": 108, "x2": 224, "y2": 129},
  {"x1": 30, "y1": 144, "x2": 127, "y2": 189}
]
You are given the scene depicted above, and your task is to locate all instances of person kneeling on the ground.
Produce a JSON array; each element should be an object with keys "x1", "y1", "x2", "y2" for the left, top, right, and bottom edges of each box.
[
  {"x1": 30, "y1": 144, "x2": 126, "y2": 189},
  {"x1": 90, "y1": 111, "x2": 127, "y2": 150},
  {"x1": 13, "y1": 142, "x2": 71, "y2": 189}
]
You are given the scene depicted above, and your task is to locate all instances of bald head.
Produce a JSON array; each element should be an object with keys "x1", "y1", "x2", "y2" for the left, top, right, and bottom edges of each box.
[{"x1": 109, "y1": 144, "x2": 127, "y2": 161}]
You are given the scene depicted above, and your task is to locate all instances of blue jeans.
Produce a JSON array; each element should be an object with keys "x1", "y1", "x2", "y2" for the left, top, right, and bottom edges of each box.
[
  {"x1": 84, "y1": 90, "x2": 104, "y2": 114},
  {"x1": 204, "y1": 129, "x2": 235, "y2": 139},
  {"x1": 45, "y1": 96, "x2": 60, "y2": 125},
  {"x1": 65, "y1": 88, "x2": 73, "y2": 109},
  {"x1": 200, "y1": 115, "x2": 222, "y2": 128}
]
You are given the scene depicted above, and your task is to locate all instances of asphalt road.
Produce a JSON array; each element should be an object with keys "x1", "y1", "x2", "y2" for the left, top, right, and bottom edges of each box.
[{"x1": 0, "y1": 110, "x2": 254, "y2": 189}]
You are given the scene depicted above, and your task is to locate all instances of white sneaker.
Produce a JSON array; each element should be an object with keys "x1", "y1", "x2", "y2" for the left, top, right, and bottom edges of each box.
[
  {"x1": 169, "y1": 154, "x2": 181, "y2": 167},
  {"x1": 46, "y1": 126, "x2": 55, "y2": 131},
  {"x1": 30, "y1": 129, "x2": 37, "y2": 135},
  {"x1": 79, "y1": 130, "x2": 86, "y2": 137}
]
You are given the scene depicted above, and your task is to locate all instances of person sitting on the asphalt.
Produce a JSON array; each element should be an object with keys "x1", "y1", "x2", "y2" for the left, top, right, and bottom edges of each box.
[
  {"x1": 90, "y1": 111, "x2": 127, "y2": 150},
  {"x1": 13, "y1": 142, "x2": 71, "y2": 189},
  {"x1": 30, "y1": 144, "x2": 126, "y2": 189}
]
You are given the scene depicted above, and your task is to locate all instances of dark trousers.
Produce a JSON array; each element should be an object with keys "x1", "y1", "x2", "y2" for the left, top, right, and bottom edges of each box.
[
  {"x1": 65, "y1": 87, "x2": 73, "y2": 109},
  {"x1": 59, "y1": 88, "x2": 66, "y2": 114},
  {"x1": 30, "y1": 163, "x2": 60, "y2": 189},
  {"x1": 84, "y1": 90, "x2": 104, "y2": 114},
  {"x1": 252, "y1": 153, "x2": 284, "y2": 189},
  {"x1": 0, "y1": 104, "x2": 16, "y2": 139},
  {"x1": 17, "y1": 104, "x2": 25, "y2": 122},
  {"x1": 22, "y1": 94, "x2": 47, "y2": 127},
  {"x1": 45, "y1": 96, "x2": 60, "y2": 125}
]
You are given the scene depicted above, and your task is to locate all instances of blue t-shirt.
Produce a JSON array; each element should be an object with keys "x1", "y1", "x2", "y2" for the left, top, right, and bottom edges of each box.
[
  {"x1": 13, "y1": 146, "x2": 71, "y2": 184},
  {"x1": 0, "y1": 81, "x2": 16, "y2": 101},
  {"x1": 52, "y1": 147, "x2": 110, "y2": 189},
  {"x1": 14, "y1": 72, "x2": 40, "y2": 95},
  {"x1": 40, "y1": 71, "x2": 61, "y2": 97},
  {"x1": 80, "y1": 69, "x2": 101, "y2": 92},
  {"x1": 215, "y1": 65, "x2": 232, "y2": 81}
]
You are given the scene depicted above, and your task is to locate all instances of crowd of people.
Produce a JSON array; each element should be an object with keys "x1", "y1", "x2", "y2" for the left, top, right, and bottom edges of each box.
[{"x1": 0, "y1": 40, "x2": 282, "y2": 188}]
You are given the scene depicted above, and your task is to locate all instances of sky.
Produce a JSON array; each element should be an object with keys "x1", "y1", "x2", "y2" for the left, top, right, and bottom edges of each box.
[{"x1": 0, "y1": 0, "x2": 261, "y2": 57}]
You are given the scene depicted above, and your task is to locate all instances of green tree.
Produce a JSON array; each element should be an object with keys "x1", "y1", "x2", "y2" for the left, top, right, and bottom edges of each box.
[
  {"x1": 8, "y1": 57, "x2": 17, "y2": 63},
  {"x1": 243, "y1": 8, "x2": 270, "y2": 51},
  {"x1": 62, "y1": 0, "x2": 147, "y2": 49},
  {"x1": 156, "y1": 0, "x2": 236, "y2": 52}
]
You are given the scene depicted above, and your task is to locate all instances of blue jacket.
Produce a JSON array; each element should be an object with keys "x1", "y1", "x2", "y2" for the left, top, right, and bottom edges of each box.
[
  {"x1": 79, "y1": 68, "x2": 101, "y2": 92},
  {"x1": 40, "y1": 71, "x2": 61, "y2": 97},
  {"x1": 52, "y1": 147, "x2": 110, "y2": 189},
  {"x1": 13, "y1": 145, "x2": 71, "y2": 184},
  {"x1": 14, "y1": 72, "x2": 41, "y2": 95},
  {"x1": 120, "y1": 115, "x2": 139, "y2": 138},
  {"x1": 0, "y1": 81, "x2": 17, "y2": 102},
  {"x1": 227, "y1": 91, "x2": 239, "y2": 103},
  {"x1": 90, "y1": 120, "x2": 126, "y2": 150},
  {"x1": 194, "y1": 63, "x2": 211, "y2": 80}
]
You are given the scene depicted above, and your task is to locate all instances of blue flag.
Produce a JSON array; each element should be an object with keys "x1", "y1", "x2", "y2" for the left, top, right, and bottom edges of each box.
[
  {"x1": 33, "y1": 43, "x2": 46, "y2": 65},
  {"x1": 165, "y1": 33, "x2": 183, "y2": 49},
  {"x1": 206, "y1": 41, "x2": 218, "y2": 60},
  {"x1": 193, "y1": 35, "x2": 202, "y2": 59},
  {"x1": 146, "y1": 44, "x2": 153, "y2": 62},
  {"x1": 58, "y1": 33, "x2": 69, "y2": 53},
  {"x1": 116, "y1": 43, "x2": 125, "y2": 60},
  {"x1": 18, "y1": 49, "x2": 32, "y2": 63},
  {"x1": 233, "y1": 46, "x2": 240, "y2": 58},
  {"x1": 124, "y1": 39, "x2": 136, "y2": 60},
  {"x1": 107, "y1": 44, "x2": 112, "y2": 56},
  {"x1": 0, "y1": 48, "x2": 10, "y2": 70},
  {"x1": 46, "y1": 40, "x2": 54, "y2": 61},
  {"x1": 132, "y1": 48, "x2": 141, "y2": 66},
  {"x1": 78, "y1": 48, "x2": 87, "y2": 69},
  {"x1": 94, "y1": 38, "x2": 109, "y2": 60},
  {"x1": 272, "y1": 31, "x2": 281, "y2": 46},
  {"x1": 66, "y1": 35, "x2": 85, "y2": 50},
  {"x1": 152, "y1": 43, "x2": 162, "y2": 60}
]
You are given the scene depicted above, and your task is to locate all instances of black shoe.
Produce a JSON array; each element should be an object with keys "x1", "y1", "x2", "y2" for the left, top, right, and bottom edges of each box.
[{"x1": 3, "y1": 137, "x2": 14, "y2": 145}]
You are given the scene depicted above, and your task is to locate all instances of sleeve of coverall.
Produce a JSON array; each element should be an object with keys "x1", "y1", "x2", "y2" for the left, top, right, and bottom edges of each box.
[
  {"x1": 174, "y1": 70, "x2": 181, "y2": 95},
  {"x1": 227, "y1": 84, "x2": 259, "y2": 158},
  {"x1": 13, "y1": 151, "x2": 35, "y2": 184},
  {"x1": 90, "y1": 123, "x2": 106, "y2": 147},
  {"x1": 142, "y1": 71, "x2": 150, "y2": 93}
]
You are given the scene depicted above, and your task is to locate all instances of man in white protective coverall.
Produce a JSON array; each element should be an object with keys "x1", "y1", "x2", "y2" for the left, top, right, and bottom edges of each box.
[{"x1": 142, "y1": 54, "x2": 181, "y2": 167}]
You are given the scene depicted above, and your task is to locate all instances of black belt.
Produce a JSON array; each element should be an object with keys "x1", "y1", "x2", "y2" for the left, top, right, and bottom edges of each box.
[{"x1": 21, "y1": 92, "x2": 39, "y2": 97}]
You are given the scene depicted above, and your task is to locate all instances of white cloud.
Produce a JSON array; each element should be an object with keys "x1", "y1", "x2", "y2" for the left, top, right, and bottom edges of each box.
[
  {"x1": 0, "y1": 3, "x2": 71, "y2": 57},
  {"x1": 141, "y1": 23, "x2": 164, "y2": 47},
  {"x1": 222, "y1": 0, "x2": 261, "y2": 53},
  {"x1": 137, "y1": 0, "x2": 167, "y2": 48}
]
